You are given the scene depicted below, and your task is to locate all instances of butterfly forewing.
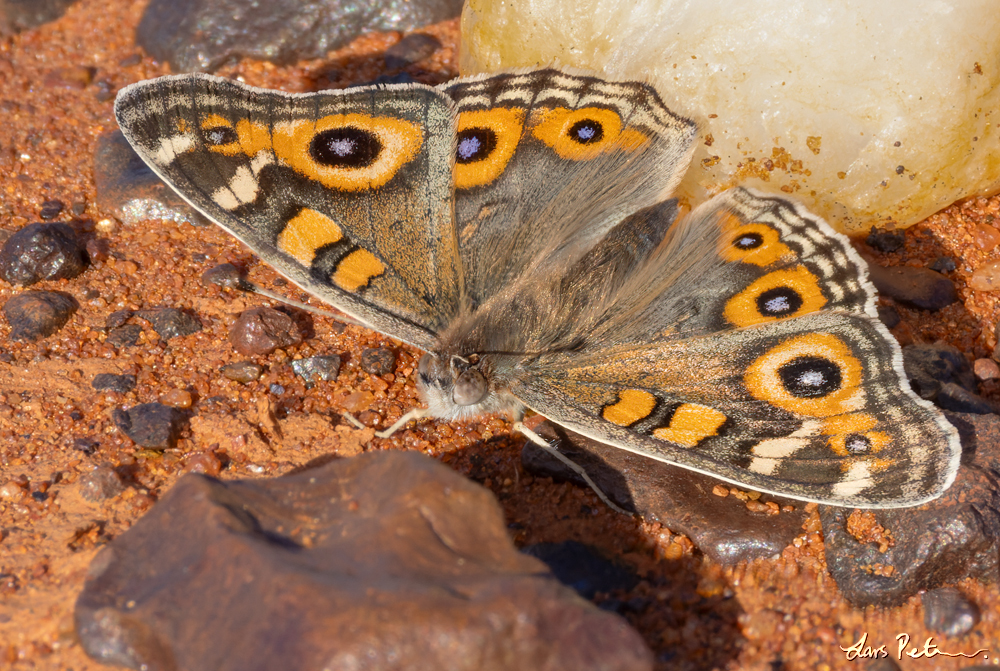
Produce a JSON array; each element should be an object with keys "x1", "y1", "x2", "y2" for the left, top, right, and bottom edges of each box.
[{"x1": 115, "y1": 74, "x2": 461, "y2": 349}]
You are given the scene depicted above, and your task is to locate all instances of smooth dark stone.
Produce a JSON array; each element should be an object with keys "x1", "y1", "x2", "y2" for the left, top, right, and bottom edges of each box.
[
  {"x1": 384, "y1": 33, "x2": 441, "y2": 69},
  {"x1": 866, "y1": 263, "x2": 957, "y2": 311},
  {"x1": 75, "y1": 451, "x2": 652, "y2": 671},
  {"x1": 522, "y1": 541, "x2": 639, "y2": 600},
  {"x1": 229, "y1": 307, "x2": 302, "y2": 356},
  {"x1": 91, "y1": 373, "x2": 137, "y2": 393},
  {"x1": 113, "y1": 402, "x2": 184, "y2": 449},
  {"x1": 38, "y1": 199, "x2": 64, "y2": 220},
  {"x1": 291, "y1": 355, "x2": 341, "y2": 386},
  {"x1": 220, "y1": 361, "x2": 263, "y2": 383},
  {"x1": 0, "y1": 0, "x2": 79, "y2": 35},
  {"x1": 0, "y1": 222, "x2": 86, "y2": 285},
  {"x1": 922, "y1": 587, "x2": 980, "y2": 637},
  {"x1": 3, "y1": 290, "x2": 77, "y2": 341},
  {"x1": 93, "y1": 129, "x2": 207, "y2": 226},
  {"x1": 521, "y1": 422, "x2": 807, "y2": 566},
  {"x1": 929, "y1": 256, "x2": 957, "y2": 274},
  {"x1": 135, "y1": 0, "x2": 463, "y2": 73},
  {"x1": 360, "y1": 347, "x2": 395, "y2": 375},
  {"x1": 106, "y1": 324, "x2": 142, "y2": 347},
  {"x1": 866, "y1": 227, "x2": 905, "y2": 253},
  {"x1": 200, "y1": 263, "x2": 242, "y2": 289},
  {"x1": 79, "y1": 466, "x2": 125, "y2": 502},
  {"x1": 822, "y1": 412, "x2": 1000, "y2": 607},
  {"x1": 136, "y1": 307, "x2": 202, "y2": 339}
]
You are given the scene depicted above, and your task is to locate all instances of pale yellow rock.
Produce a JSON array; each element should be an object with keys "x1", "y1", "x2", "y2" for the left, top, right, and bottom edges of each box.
[{"x1": 461, "y1": 0, "x2": 1000, "y2": 233}]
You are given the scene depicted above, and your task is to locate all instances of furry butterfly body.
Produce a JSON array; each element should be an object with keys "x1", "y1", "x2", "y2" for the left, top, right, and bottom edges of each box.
[{"x1": 114, "y1": 69, "x2": 961, "y2": 508}]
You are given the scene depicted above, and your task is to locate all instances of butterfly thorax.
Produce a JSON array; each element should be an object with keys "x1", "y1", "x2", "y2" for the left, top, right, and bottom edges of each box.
[{"x1": 417, "y1": 350, "x2": 523, "y2": 421}]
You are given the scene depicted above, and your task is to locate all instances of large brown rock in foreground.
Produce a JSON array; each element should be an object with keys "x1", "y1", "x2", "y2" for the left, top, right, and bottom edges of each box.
[{"x1": 75, "y1": 450, "x2": 652, "y2": 671}]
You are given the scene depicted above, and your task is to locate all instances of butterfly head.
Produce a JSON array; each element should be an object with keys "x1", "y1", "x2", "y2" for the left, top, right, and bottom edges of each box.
[{"x1": 417, "y1": 351, "x2": 520, "y2": 420}]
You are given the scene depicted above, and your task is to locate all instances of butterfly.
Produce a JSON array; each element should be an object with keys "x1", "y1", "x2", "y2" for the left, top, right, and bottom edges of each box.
[{"x1": 113, "y1": 68, "x2": 961, "y2": 509}]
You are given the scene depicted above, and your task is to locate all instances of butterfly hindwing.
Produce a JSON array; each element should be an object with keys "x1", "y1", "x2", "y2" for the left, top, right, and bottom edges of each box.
[
  {"x1": 506, "y1": 188, "x2": 961, "y2": 507},
  {"x1": 115, "y1": 74, "x2": 461, "y2": 349}
]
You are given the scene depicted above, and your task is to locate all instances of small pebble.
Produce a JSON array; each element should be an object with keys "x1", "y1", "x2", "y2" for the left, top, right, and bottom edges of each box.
[
  {"x1": 106, "y1": 324, "x2": 142, "y2": 347},
  {"x1": 79, "y1": 466, "x2": 125, "y2": 502},
  {"x1": 865, "y1": 226, "x2": 904, "y2": 253},
  {"x1": 975, "y1": 223, "x2": 1000, "y2": 252},
  {"x1": 974, "y1": 358, "x2": 1000, "y2": 381},
  {"x1": 229, "y1": 307, "x2": 302, "y2": 356},
  {"x1": 969, "y1": 258, "x2": 1000, "y2": 291},
  {"x1": 38, "y1": 200, "x2": 64, "y2": 220},
  {"x1": 184, "y1": 450, "x2": 221, "y2": 476},
  {"x1": 3, "y1": 291, "x2": 77, "y2": 341},
  {"x1": 105, "y1": 309, "x2": 133, "y2": 329},
  {"x1": 136, "y1": 307, "x2": 201, "y2": 339},
  {"x1": 159, "y1": 389, "x2": 193, "y2": 409},
  {"x1": 220, "y1": 361, "x2": 264, "y2": 383},
  {"x1": 291, "y1": 355, "x2": 341, "y2": 385},
  {"x1": 922, "y1": 587, "x2": 980, "y2": 637},
  {"x1": 73, "y1": 437, "x2": 100, "y2": 455},
  {"x1": 360, "y1": 347, "x2": 395, "y2": 375},
  {"x1": 113, "y1": 403, "x2": 184, "y2": 449},
  {"x1": 929, "y1": 256, "x2": 956, "y2": 273},
  {"x1": 201, "y1": 263, "x2": 243, "y2": 289},
  {"x1": 0, "y1": 222, "x2": 86, "y2": 285},
  {"x1": 91, "y1": 373, "x2": 137, "y2": 393}
]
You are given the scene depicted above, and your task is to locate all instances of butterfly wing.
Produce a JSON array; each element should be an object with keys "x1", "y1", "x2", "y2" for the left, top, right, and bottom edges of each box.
[
  {"x1": 115, "y1": 74, "x2": 461, "y2": 350},
  {"x1": 510, "y1": 188, "x2": 961, "y2": 508},
  {"x1": 440, "y1": 69, "x2": 697, "y2": 309}
]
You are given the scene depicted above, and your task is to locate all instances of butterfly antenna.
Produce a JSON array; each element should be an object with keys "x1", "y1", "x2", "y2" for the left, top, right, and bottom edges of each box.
[{"x1": 202, "y1": 263, "x2": 367, "y2": 328}]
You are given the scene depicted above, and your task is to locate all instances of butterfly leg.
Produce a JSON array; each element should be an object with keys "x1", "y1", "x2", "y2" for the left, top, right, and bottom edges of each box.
[
  {"x1": 374, "y1": 407, "x2": 433, "y2": 439},
  {"x1": 514, "y1": 421, "x2": 633, "y2": 516}
]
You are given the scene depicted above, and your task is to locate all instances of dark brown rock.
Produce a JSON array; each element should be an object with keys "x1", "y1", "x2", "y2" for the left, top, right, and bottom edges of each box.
[
  {"x1": 75, "y1": 451, "x2": 652, "y2": 671},
  {"x1": 106, "y1": 324, "x2": 142, "y2": 347},
  {"x1": 136, "y1": 307, "x2": 201, "y2": 339},
  {"x1": 113, "y1": 402, "x2": 184, "y2": 449},
  {"x1": 38, "y1": 199, "x2": 64, "y2": 219},
  {"x1": 229, "y1": 306, "x2": 302, "y2": 356},
  {"x1": 865, "y1": 227, "x2": 904, "y2": 253},
  {"x1": 0, "y1": 222, "x2": 86, "y2": 285},
  {"x1": 3, "y1": 290, "x2": 77, "y2": 341},
  {"x1": 866, "y1": 263, "x2": 957, "y2": 311},
  {"x1": 360, "y1": 346, "x2": 395, "y2": 375},
  {"x1": 522, "y1": 422, "x2": 808, "y2": 566},
  {"x1": 821, "y1": 412, "x2": 1000, "y2": 607}
]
